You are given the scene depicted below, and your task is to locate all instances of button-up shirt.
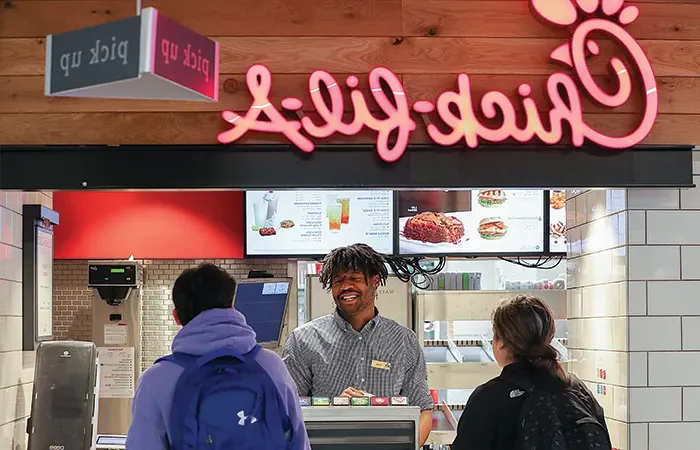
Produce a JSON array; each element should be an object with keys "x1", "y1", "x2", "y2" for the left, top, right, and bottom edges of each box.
[{"x1": 282, "y1": 309, "x2": 434, "y2": 411}]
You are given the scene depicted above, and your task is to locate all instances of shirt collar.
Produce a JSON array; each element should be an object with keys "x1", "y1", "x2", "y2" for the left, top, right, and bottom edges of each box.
[{"x1": 333, "y1": 307, "x2": 382, "y2": 333}]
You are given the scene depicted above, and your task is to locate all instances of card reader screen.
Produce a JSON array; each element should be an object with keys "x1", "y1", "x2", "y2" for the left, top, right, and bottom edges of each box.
[{"x1": 110, "y1": 268, "x2": 125, "y2": 273}]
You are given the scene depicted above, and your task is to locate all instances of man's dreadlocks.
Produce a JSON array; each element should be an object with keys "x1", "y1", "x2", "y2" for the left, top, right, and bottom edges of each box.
[{"x1": 318, "y1": 243, "x2": 389, "y2": 290}]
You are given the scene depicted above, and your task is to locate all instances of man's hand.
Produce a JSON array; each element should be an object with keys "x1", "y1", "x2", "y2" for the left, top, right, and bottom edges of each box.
[{"x1": 339, "y1": 387, "x2": 368, "y2": 398}]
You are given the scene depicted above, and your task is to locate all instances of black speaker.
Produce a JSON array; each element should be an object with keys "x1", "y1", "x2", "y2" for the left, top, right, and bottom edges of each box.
[{"x1": 28, "y1": 341, "x2": 99, "y2": 450}]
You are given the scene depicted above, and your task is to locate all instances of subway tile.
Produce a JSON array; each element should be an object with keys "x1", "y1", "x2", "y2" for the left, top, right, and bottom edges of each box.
[
  {"x1": 681, "y1": 247, "x2": 700, "y2": 280},
  {"x1": 568, "y1": 349, "x2": 628, "y2": 387},
  {"x1": 680, "y1": 178, "x2": 700, "y2": 210},
  {"x1": 629, "y1": 352, "x2": 648, "y2": 387},
  {"x1": 628, "y1": 281, "x2": 647, "y2": 316},
  {"x1": 606, "y1": 190, "x2": 627, "y2": 216},
  {"x1": 629, "y1": 317, "x2": 681, "y2": 352},
  {"x1": 647, "y1": 211, "x2": 700, "y2": 245},
  {"x1": 4, "y1": 192, "x2": 21, "y2": 214},
  {"x1": 628, "y1": 246, "x2": 680, "y2": 281},
  {"x1": 605, "y1": 418, "x2": 628, "y2": 450},
  {"x1": 567, "y1": 288, "x2": 583, "y2": 319},
  {"x1": 567, "y1": 317, "x2": 627, "y2": 352},
  {"x1": 0, "y1": 279, "x2": 22, "y2": 317},
  {"x1": 647, "y1": 281, "x2": 700, "y2": 316},
  {"x1": 0, "y1": 352, "x2": 23, "y2": 391},
  {"x1": 648, "y1": 352, "x2": 700, "y2": 386},
  {"x1": 574, "y1": 195, "x2": 587, "y2": 227},
  {"x1": 649, "y1": 423, "x2": 700, "y2": 450},
  {"x1": 0, "y1": 382, "x2": 32, "y2": 427},
  {"x1": 584, "y1": 381, "x2": 627, "y2": 423},
  {"x1": 683, "y1": 388, "x2": 700, "y2": 421},
  {"x1": 567, "y1": 225, "x2": 582, "y2": 258},
  {"x1": 629, "y1": 387, "x2": 682, "y2": 422},
  {"x1": 682, "y1": 317, "x2": 700, "y2": 351},
  {"x1": 0, "y1": 317, "x2": 22, "y2": 352},
  {"x1": 580, "y1": 282, "x2": 627, "y2": 318},
  {"x1": 586, "y1": 189, "x2": 609, "y2": 222},
  {"x1": 630, "y1": 423, "x2": 649, "y2": 450},
  {"x1": 628, "y1": 211, "x2": 646, "y2": 245},
  {"x1": 0, "y1": 243, "x2": 22, "y2": 283},
  {"x1": 580, "y1": 214, "x2": 623, "y2": 255},
  {"x1": 628, "y1": 188, "x2": 680, "y2": 210},
  {"x1": 0, "y1": 417, "x2": 28, "y2": 450}
]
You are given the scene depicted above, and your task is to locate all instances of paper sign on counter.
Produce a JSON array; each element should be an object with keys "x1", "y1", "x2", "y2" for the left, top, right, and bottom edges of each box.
[
  {"x1": 262, "y1": 283, "x2": 276, "y2": 295},
  {"x1": 274, "y1": 283, "x2": 289, "y2": 295},
  {"x1": 104, "y1": 323, "x2": 128, "y2": 345},
  {"x1": 98, "y1": 347, "x2": 135, "y2": 399}
]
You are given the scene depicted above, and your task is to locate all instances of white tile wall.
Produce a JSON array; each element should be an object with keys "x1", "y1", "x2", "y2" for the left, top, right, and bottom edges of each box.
[
  {"x1": 629, "y1": 317, "x2": 682, "y2": 352},
  {"x1": 646, "y1": 211, "x2": 700, "y2": 245},
  {"x1": 648, "y1": 423, "x2": 700, "y2": 450},
  {"x1": 648, "y1": 352, "x2": 700, "y2": 386},
  {"x1": 628, "y1": 388, "x2": 682, "y2": 422},
  {"x1": 628, "y1": 246, "x2": 680, "y2": 281},
  {"x1": 627, "y1": 189, "x2": 679, "y2": 210},
  {"x1": 681, "y1": 317, "x2": 700, "y2": 350},
  {"x1": 0, "y1": 191, "x2": 52, "y2": 450},
  {"x1": 568, "y1": 185, "x2": 700, "y2": 450},
  {"x1": 680, "y1": 247, "x2": 700, "y2": 279},
  {"x1": 681, "y1": 387, "x2": 700, "y2": 421}
]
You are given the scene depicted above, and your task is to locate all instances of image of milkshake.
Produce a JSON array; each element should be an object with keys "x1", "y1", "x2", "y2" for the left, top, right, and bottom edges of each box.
[
  {"x1": 252, "y1": 201, "x2": 267, "y2": 230},
  {"x1": 263, "y1": 191, "x2": 278, "y2": 227}
]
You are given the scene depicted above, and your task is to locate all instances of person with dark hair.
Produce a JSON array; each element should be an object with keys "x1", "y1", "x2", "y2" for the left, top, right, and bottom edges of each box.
[
  {"x1": 283, "y1": 243, "x2": 434, "y2": 446},
  {"x1": 126, "y1": 263, "x2": 310, "y2": 450},
  {"x1": 451, "y1": 294, "x2": 611, "y2": 450}
]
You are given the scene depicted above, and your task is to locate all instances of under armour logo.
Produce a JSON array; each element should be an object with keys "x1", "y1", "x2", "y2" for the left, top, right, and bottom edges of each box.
[
  {"x1": 510, "y1": 389, "x2": 525, "y2": 398},
  {"x1": 237, "y1": 410, "x2": 258, "y2": 426}
]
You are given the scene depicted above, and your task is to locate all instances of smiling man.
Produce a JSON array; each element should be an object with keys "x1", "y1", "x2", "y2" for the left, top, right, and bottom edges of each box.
[{"x1": 282, "y1": 243, "x2": 434, "y2": 446}]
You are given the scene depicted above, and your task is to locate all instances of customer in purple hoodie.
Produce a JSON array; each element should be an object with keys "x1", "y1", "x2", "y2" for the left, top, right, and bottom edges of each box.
[{"x1": 125, "y1": 263, "x2": 310, "y2": 450}]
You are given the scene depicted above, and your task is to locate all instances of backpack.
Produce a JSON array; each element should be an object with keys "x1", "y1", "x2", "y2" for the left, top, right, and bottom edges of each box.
[
  {"x1": 156, "y1": 345, "x2": 294, "y2": 450},
  {"x1": 512, "y1": 378, "x2": 611, "y2": 450}
]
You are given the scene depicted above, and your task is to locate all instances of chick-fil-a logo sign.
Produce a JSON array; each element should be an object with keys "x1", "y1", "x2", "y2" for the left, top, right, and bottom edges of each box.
[{"x1": 217, "y1": 0, "x2": 658, "y2": 163}]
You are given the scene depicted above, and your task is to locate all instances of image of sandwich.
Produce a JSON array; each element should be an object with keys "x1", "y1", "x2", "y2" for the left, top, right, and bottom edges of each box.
[
  {"x1": 403, "y1": 211, "x2": 465, "y2": 244},
  {"x1": 478, "y1": 190, "x2": 506, "y2": 208},
  {"x1": 477, "y1": 217, "x2": 508, "y2": 240},
  {"x1": 550, "y1": 191, "x2": 566, "y2": 210}
]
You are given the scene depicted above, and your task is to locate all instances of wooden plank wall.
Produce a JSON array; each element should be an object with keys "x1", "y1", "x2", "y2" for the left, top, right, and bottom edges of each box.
[{"x1": 0, "y1": 0, "x2": 698, "y2": 146}]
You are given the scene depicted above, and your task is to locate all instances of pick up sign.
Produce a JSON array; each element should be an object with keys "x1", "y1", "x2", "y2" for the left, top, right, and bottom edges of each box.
[{"x1": 45, "y1": 8, "x2": 219, "y2": 102}]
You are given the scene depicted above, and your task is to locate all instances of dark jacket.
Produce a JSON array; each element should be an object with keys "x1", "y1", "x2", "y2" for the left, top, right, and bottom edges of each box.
[{"x1": 451, "y1": 362, "x2": 608, "y2": 450}]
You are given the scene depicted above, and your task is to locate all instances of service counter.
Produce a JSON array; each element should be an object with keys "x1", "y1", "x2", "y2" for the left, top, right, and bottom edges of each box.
[{"x1": 301, "y1": 405, "x2": 420, "y2": 449}]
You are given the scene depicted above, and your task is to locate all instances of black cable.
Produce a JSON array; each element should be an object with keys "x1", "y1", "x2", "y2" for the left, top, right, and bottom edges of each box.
[
  {"x1": 383, "y1": 255, "x2": 446, "y2": 289},
  {"x1": 498, "y1": 255, "x2": 564, "y2": 270}
]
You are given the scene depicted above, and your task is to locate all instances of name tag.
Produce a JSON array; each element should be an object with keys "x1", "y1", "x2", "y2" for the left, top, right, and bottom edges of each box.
[{"x1": 371, "y1": 360, "x2": 391, "y2": 371}]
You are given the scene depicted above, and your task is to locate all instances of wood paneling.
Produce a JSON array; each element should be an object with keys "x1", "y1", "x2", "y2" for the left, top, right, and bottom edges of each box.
[
  {"x1": 0, "y1": 0, "x2": 698, "y2": 146},
  {"x1": 3, "y1": 37, "x2": 700, "y2": 77},
  {"x1": 0, "y1": 0, "x2": 402, "y2": 38},
  {"x1": 402, "y1": 1, "x2": 700, "y2": 40},
  {"x1": 0, "y1": 112, "x2": 696, "y2": 145},
  {"x1": 4, "y1": 74, "x2": 698, "y2": 115}
]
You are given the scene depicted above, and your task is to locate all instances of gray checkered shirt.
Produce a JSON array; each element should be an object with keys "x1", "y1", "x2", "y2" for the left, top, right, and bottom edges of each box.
[{"x1": 283, "y1": 309, "x2": 434, "y2": 411}]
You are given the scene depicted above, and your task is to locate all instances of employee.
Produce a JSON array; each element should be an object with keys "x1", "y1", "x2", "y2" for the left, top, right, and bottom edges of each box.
[{"x1": 283, "y1": 243, "x2": 434, "y2": 446}]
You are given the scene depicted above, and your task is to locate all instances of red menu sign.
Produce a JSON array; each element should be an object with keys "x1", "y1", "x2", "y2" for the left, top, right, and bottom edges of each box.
[{"x1": 152, "y1": 10, "x2": 219, "y2": 101}]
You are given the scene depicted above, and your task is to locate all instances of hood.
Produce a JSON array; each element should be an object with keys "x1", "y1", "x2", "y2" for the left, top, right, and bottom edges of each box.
[{"x1": 171, "y1": 308, "x2": 257, "y2": 356}]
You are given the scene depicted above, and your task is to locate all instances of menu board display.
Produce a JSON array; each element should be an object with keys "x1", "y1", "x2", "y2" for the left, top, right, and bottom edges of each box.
[
  {"x1": 397, "y1": 190, "x2": 545, "y2": 256},
  {"x1": 245, "y1": 190, "x2": 393, "y2": 256},
  {"x1": 548, "y1": 190, "x2": 567, "y2": 254}
]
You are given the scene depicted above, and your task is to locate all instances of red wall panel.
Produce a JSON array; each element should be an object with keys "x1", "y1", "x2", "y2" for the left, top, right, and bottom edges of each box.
[{"x1": 53, "y1": 191, "x2": 244, "y2": 259}]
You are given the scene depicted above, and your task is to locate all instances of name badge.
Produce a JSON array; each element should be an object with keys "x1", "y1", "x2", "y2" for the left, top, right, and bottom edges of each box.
[{"x1": 371, "y1": 360, "x2": 391, "y2": 371}]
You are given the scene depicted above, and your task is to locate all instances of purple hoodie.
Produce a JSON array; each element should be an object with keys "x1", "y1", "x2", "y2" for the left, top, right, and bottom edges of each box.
[{"x1": 125, "y1": 308, "x2": 310, "y2": 450}]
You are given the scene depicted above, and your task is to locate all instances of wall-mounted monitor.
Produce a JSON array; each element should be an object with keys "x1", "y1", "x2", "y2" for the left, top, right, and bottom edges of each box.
[
  {"x1": 245, "y1": 190, "x2": 394, "y2": 258},
  {"x1": 548, "y1": 190, "x2": 567, "y2": 255},
  {"x1": 396, "y1": 190, "x2": 546, "y2": 257}
]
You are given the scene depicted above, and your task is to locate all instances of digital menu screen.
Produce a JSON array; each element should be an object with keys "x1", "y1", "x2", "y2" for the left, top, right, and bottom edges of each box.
[
  {"x1": 245, "y1": 190, "x2": 394, "y2": 257},
  {"x1": 397, "y1": 190, "x2": 545, "y2": 256},
  {"x1": 548, "y1": 190, "x2": 567, "y2": 254}
]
